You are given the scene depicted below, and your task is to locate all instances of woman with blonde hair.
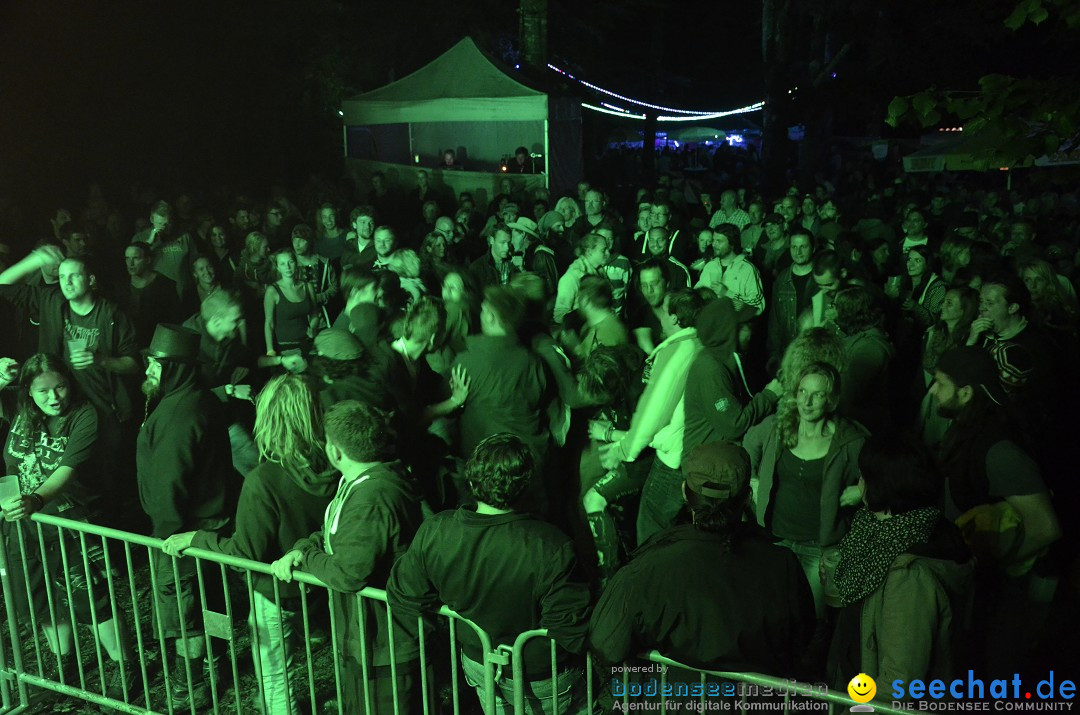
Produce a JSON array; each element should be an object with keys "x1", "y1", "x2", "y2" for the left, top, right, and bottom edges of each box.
[
  {"x1": 163, "y1": 374, "x2": 337, "y2": 715},
  {"x1": 264, "y1": 248, "x2": 318, "y2": 357},
  {"x1": 1016, "y1": 256, "x2": 1079, "y2": 331},
  {"x1": 744, "y1": 362, "x2": 868, "y2": 621}
]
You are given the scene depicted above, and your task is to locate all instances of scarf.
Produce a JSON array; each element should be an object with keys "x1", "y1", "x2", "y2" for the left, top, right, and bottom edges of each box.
[{"x1": 834, "y1": 506, "x2": 940, "y2": 606}]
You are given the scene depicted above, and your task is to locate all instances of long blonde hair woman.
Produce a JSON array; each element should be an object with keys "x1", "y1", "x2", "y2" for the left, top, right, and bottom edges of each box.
[{"x1": 162, "y1": 374, "x2": 336, "y2": 715}]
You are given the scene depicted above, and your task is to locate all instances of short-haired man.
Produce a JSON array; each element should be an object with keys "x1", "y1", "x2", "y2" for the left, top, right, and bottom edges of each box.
[
  {"x1": 342, "y1": 206, "x2": 377, "y2": 270},
  {"x1": 388, "y1": 434, "x2": 591, "y2": 714},
  {"x1": 371, "y1": 225, "x2": 397, "y2": 272},
  {"x1": 590, "y1": 442, "x2": 813, "y2": 677},
  {"x1": 118, "y1": 242, "x2": 181, "y2": 347},
  {"x1": 767, "y1": 231, "x2": 818, "y2": 361},
  {"x1": 929, "y1": 346, "x2": 1061, "y2": 672},
  {"x1": 694, "y1": 224, "x2": 765, "y2": 316},
  {"x1": 0, "y1": 247, "x2": 141, "y2": 493},
  {"x1": 132, "y1": 201, "x2": 195, "y2": 300},
  {"x1": 568, "y1": 189, "x2": 612, "y2": 242},
  {"x1": 469, "y1": 223, "x2": 520, "y2": 289},
  {"x1": 640, "y1": 227, "x2": 692, "y2": 288},
  {"x1": 453, "y1": 287, "x2": 550, "y2": 501},
  {"x1": 600, "y1": 289, "x2": 705, "y2": 545},
  {"x1": 628, "y1": 261, "x2": 678, "y2": 355},
  {"x1": 708, "y1": 190, "x2": 751, "y2": 232},
  {"x1": 272, "y1": 400, "x2": 424, "y2": 714}
]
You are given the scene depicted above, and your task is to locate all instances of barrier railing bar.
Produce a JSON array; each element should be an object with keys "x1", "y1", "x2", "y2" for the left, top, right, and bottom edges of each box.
[
  {"x1": 416, "y1": 614, "x2": 429, "y2": 715},
  {"x1": 54, "y1": 524, "x2": 87, "y2": 690},
  {"x1": 0, "y1": 522, "x2": 31, "y2": 711},
  {"x1": 386, "y1": 600, "x2": 401, "y2": 715},
  {"x1": 218, "y1": 562, "x2": 242, "y2": 714},
  {"x1": 325, "y1": 589, "x2": 343, "y2": 715},
  {"x1": 100, "y1": 534, "x2": 131, "y2": 704},
  {"x1": 32, "y1": 524, "x2": 62, "y2": 685},
  {"x1": 122, "y1": 540, "x2": 153, "y2": 708},
  {"x1": 192, "y1": 559, "x2": 220, "y2": 714},
  {"x1": 273, "y1": 576, "x2": 295, "y2": 715},
  {"x1": 448, "y1": 615, "x2": 460, "y2": 715},
  {"x1": 549, "y1": 638, "x2": 558, "y2": 714},
  {"x1": 16, "y1": 671, "x2": 153, "y2": 715},
  {"x1": 298, "y1": 584, "x2": 317, "y2": 714},
  {"x1": 76, "y1": 531, "x2": 107, "y2": 699},
  {"x1": 168, "y1": 554, "x2": 196, "y2": 715},
  {"x1": 355, "y1": 591, "x2": 373, "y2": 714},
  {"x1": 245, "y1": 570, "x2": 266, "y2": 715},
  {"x1": 145, "y1": 546, "x2": 176, "y2": 715}
]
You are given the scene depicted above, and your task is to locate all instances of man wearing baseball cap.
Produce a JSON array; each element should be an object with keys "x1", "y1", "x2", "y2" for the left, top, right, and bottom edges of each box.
[
  {"x1": 930, "y1": 345, "x2": 1061, "y2": 673},
  {"x1": 590, "y1": 442, "x2": 813, "y2": 676}
]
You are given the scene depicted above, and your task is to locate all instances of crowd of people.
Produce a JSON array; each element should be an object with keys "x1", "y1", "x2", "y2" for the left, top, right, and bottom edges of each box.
[{"x1": 0, "y1": 162, "x2": 1076, "y2": 712}]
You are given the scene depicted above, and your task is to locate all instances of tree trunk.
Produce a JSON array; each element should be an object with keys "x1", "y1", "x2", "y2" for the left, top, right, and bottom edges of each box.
[{"x1": 520, "y1": 0, "x2": 548, "y2": 68}]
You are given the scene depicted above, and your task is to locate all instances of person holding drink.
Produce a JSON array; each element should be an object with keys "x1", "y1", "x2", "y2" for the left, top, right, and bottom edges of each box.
[
  {"x1": 0, "y1": 247, "x2": 141, "y2": 500},
  {"x1": 0, "y1": 354, "x2": 134, "y2": 697}
]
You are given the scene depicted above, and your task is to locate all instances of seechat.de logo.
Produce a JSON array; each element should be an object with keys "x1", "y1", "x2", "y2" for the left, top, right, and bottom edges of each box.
[{"x1": 849, "y1": 673, "x2": 877, "y2": 712}]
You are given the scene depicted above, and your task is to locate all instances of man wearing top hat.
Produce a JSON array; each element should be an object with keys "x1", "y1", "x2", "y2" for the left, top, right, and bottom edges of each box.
[
  {"x1": 137, "y1": 323, "x2": 238, "y2": 706},
  {"x1": 589, "y1": 442, "x2": 813, "y2": 676}
]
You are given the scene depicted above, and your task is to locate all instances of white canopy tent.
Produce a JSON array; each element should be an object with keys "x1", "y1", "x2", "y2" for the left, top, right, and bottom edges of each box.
[{"x1": 341, "y1": 37, "x2": 582, "y2": 201}]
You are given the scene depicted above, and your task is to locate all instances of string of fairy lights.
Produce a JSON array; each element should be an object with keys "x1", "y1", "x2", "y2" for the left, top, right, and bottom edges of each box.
[{"x1": 546, "y1": 63, "x2": 764, "y2": 122}]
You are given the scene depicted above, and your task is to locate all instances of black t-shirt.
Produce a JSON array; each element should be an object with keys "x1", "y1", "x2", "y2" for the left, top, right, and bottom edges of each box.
[
  {"x1": 3, "y1": 403, "x2": 98, "y2": 505},
  {"x1": 64, "y1": 305, "x2": 131, "y2": 418}
]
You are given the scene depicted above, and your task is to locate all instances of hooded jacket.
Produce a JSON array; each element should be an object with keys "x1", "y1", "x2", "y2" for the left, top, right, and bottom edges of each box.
[
  {"x1": 293, "y1": 460, "x2": 423, "y2": 666},
  {"x1": 616, "y1": 327, "x2": 702, "y2": 468},
  {"x1": 683, "y1": 299, "x2": 778, "y2": 458},
  {"x1": 829, "y1": 519, "x2": 974, "y2": 691},
  {"x1": 137, "y1": 360, "x2": 238, "y2": 538},
  {"x1": 191, "y1": 457, "x2": 337, "y2": 598},
  {"x1": 744, "y1": 414, "x2": 868, "y2": 547},
  {"x1": 840, "y1": 327, "x2": 895, "y2": 433}
]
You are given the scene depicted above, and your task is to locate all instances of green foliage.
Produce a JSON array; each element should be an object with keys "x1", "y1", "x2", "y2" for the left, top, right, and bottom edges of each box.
[{"x1": 886, "y1": 0, "x2": 1080, "y2": 168}]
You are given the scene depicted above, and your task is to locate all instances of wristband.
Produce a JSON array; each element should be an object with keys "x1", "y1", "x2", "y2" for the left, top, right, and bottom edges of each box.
[{"x1": 27, "y1": 493, "x2": 45, "y2": 512}]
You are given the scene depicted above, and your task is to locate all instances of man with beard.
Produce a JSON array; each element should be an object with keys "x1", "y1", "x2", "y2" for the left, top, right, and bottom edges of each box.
[
  {"x1": 0, "y1": 247, "x2": 140, "y2": 500},
  {"x1": 694, "y1": 225, "x2": 765, "y2": 317},
  {"x1": 928, "y1": 346, "x2": 1061, "y2": 673},
  {"x1": 137, "y1": 324, "x2": 238, "y2": 709}
]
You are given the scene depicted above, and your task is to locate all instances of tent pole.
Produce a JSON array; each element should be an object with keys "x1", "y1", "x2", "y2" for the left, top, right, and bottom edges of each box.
[
  {"x1": 408, "y1": 124, "x2": 415, "y2": 164},
  {"x1": 544, "y1": 117, "x2": 551, "y2": 193}
]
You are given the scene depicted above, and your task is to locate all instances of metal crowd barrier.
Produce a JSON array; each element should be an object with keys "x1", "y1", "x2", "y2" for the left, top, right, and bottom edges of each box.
[
  {"x1": 0, "y1": 511, "x2": 499, "y2": 715},
  {"x1": 1, "y1": 513, "x2": 910, "y2": 715}
]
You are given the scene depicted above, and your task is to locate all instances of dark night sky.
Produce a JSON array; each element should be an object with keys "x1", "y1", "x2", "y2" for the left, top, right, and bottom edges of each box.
[{"x1": 0, "y1": 0, "x2": 1071, "y2": 227}]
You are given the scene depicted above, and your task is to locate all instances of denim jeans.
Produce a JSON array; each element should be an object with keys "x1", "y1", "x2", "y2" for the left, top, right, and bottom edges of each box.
[
  {"x1": 249, "y1": 590, "x2": 299, "y2": 715},
  {"x1": 636, "y1": 457, "x2": 686, "y2": 547},
  {"x1": 777, "y1": 539, "x2": 826, "y2": 619},
  {"x1": 460, "y1": 652, "x2": 583, "y2": 715}
]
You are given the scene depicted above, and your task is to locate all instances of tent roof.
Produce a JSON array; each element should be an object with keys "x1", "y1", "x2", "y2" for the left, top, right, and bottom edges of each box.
[{"x1": 342, "y1": 37, "x2": 548, "y2": 125}]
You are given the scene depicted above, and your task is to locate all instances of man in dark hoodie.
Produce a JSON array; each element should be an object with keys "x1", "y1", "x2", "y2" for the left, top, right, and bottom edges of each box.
[
  {"x1": 633, "y1": 297, "x2": 782, "y2": 540},
  {"x1": 833, "y1": 285, "x2": 894, "y2": 433},
  {"x1": 271, "y1": 400, "x2": 424, "y2": 714},
  {"x1": 137, "y1": 323, "x2": 238, "y2": 707}
]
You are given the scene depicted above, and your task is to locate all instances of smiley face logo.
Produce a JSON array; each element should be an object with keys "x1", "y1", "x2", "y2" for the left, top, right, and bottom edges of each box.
[{"x1": 847, "y1": 673, "x2": 876, "y2": 704}]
